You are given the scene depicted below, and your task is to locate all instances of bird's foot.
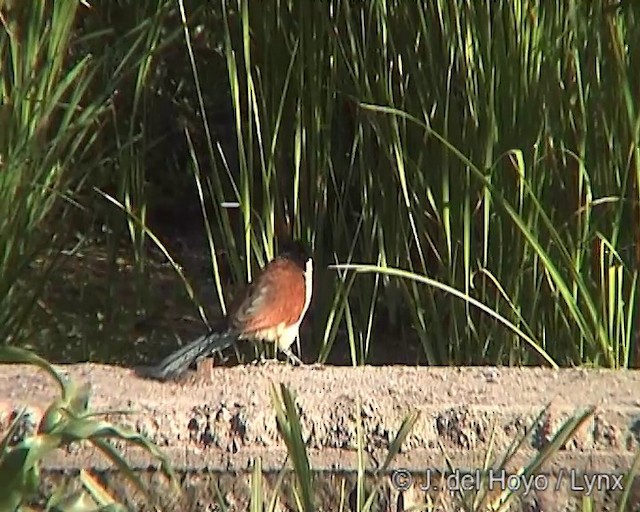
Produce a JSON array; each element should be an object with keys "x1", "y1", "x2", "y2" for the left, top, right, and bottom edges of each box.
[
  {"x1": 252, "y1": 356, "x2": 267, "y2": 366},
  {"x1": 282, "y1": 349, "x2": 303, "y2": 366}
]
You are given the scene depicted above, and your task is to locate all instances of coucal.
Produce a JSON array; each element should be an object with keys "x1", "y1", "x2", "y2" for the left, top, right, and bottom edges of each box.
[{"x1": 144, "y1": 240, "x2": 313, "y2": 381}]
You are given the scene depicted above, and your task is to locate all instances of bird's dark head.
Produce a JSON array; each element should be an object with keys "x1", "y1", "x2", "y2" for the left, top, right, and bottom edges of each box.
[{"x1": 278, "y1": 239, "x2": 311, "y2": 268}]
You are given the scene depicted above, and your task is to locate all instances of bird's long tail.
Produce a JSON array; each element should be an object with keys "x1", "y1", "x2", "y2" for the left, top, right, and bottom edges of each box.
[{"x1": 142, "y1": 330, "x2": 237, "y2": 381}]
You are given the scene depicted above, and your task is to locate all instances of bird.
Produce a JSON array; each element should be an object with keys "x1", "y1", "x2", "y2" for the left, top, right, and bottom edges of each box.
[{"x1": 143, "y1": 240, "x2": 313, "y2": 381}]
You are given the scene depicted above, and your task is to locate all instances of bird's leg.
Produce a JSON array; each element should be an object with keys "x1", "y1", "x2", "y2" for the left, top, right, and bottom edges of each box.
[
  {"x1": 229, "y1": 340, "x2": 242, "y2": 362},
  {"x1": 251, "y1": 340, "x2": 269, "y2": 365},
  {"x1": 281, "y1": 347, "x2": 303, "y2": 366},
  {"x1": 294, "y1": 334, "x2": 302, "y2": 362}
]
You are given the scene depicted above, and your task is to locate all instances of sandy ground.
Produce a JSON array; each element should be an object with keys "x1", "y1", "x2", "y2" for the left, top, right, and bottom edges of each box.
[{"x1": 1, "y1": 363, "x2": 639, "y2": 510}]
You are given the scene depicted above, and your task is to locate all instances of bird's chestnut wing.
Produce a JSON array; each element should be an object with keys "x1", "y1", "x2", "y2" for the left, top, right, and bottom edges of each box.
[{"x1": 231, "y1": 258, "x2": 306, "y2": 333}]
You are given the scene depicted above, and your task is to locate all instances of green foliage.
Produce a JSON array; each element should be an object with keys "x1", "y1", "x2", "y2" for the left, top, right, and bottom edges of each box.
[
  {"x1": 0, "y1": 0, "x2": 179, "y2": 350},
  {"x1": 187, "y1": 0, "x2": 639, "y2": 367},
  {"x1": 0, "y1": 0, "x2": 103, "y2": 346},
  {"x1": 270, "y1": 384, "x2": 316, "y2": 511},
  {"x1": 2, "y1": 0, "x2": 639, "y2": 367},
  {"x1": 264, "y1": 383, "x2": 419, "y2": 512},
  {"x1": 247, "y1": 385, "x2": 638, "y2": 511},
  {"x1": 0, "y1": 346, "x2": 176, "y2": 510},
  {"x1": 3, "y1": 5, "x2": 639, "y2": 509}
]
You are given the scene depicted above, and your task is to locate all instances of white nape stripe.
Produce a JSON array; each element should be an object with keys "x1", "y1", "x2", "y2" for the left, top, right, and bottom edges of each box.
[
  {"x1": 300, "y1": 258, "x2": 313, "y2": 325},
  {"x1": 290, "y1": 257, "x2": 313, "y2": 355}
]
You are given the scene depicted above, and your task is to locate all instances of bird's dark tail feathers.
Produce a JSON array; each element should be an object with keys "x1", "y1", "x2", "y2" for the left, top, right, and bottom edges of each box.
[{"x1": 142, "y1": 330, "x2": 237, "y2": 381}]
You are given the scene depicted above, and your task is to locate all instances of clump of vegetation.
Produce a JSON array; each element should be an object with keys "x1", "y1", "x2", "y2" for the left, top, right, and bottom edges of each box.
[
  {"x1": 3, "y1": 0, "x2": 638, "y2": 369},
  {"x1": 2, "y1": 0, "x2": 638, "y2": 509},
  {"x1": 0, "y1": 346, "x2": 176, "y2": 510}
]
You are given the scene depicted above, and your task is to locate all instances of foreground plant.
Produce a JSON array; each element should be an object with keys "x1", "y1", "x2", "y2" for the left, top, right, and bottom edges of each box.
[
  {"x1": 0, "y1": 346, "x2": 177, "y2": 510},
  {"x1": 223, "y1": 383, "x2": 419, "y2": 511},
  {"x1": 213, "y1": 385, "x2": 639, "y2": 511}
]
